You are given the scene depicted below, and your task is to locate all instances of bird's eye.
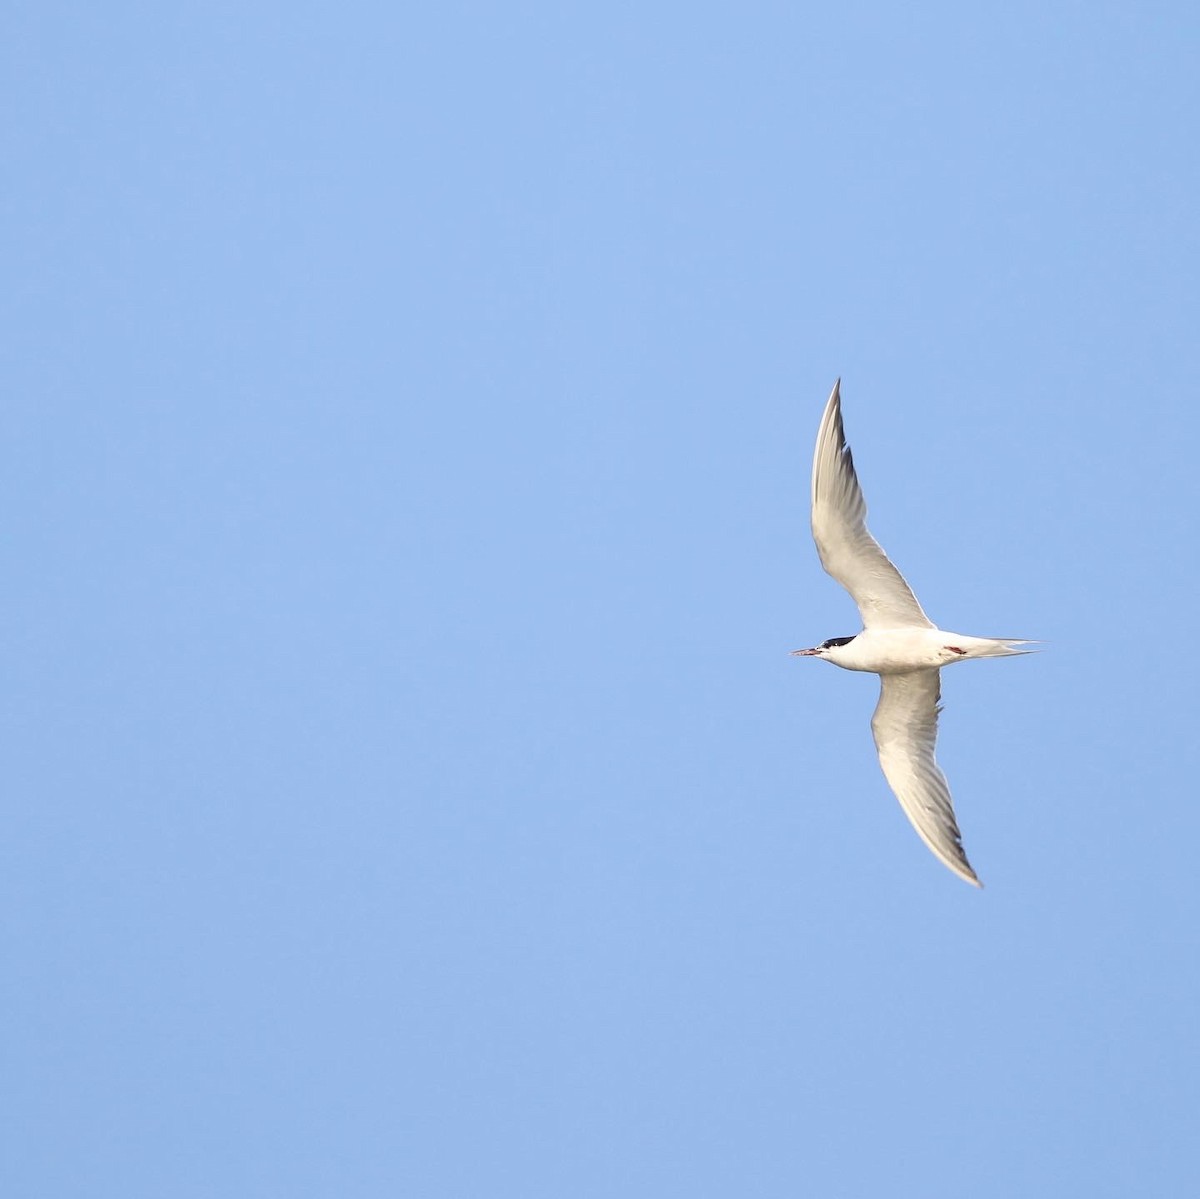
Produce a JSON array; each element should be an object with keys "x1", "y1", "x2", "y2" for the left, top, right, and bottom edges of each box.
[{"x1": 821, "y1": 636, "x2": 857, "y2": 649}]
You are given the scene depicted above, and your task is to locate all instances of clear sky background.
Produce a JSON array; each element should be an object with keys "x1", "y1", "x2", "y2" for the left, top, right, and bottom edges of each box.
[{"x1": 4, "y1": 3, "x2": 1198, "y2": 1196}]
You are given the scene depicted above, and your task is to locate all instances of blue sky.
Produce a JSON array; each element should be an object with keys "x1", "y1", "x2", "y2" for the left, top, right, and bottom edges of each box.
[{"x1": 4, "y1": 3, "x2": 1199, "y2": 1195}]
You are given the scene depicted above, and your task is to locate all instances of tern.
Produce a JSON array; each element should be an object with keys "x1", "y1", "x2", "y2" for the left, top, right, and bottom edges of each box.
[{"x1": 794, "y1": 380, "x2": 1033, "y2": 887}]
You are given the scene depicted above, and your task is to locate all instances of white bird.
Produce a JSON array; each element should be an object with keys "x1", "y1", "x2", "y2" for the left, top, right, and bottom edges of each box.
[{"x1": 793, "y1": 380, "x2": 1033, "y2": 886}]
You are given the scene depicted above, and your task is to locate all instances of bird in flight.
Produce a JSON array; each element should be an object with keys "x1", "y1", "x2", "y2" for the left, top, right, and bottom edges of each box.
[{"x1": 793, "y1": 380, "x2": 1033, "y2": 886}]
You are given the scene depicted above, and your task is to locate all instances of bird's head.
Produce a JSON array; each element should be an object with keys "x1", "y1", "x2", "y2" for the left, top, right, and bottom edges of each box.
[{"x1": 791, "y1": 634, "x2": 857, "y2": 662}]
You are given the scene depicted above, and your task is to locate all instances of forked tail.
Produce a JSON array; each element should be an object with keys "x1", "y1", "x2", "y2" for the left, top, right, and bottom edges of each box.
[{"x1": 960, "y1": 637, "x2": 1040, "y2": 659}]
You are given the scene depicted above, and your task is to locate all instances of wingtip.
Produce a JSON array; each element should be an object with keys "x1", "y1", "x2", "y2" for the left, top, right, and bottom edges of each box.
[
  {"x1": 949, "y1": 859, "x2": 983, "y2": 888},
  {"x1": 949, "y1": 863, "x2": 983, "y2": 888},
  {"x1": 818, "y1": 378, "x2": 843, "y2": 436}
]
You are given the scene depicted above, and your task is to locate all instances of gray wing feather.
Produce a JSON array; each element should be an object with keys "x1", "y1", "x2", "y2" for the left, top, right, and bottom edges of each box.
[
  {"x1": 811, "y1": 380, "x2": 934, "y2": 629},
  {"x1": 870, "y1": 670, "x2": 980, "y2": 887}
]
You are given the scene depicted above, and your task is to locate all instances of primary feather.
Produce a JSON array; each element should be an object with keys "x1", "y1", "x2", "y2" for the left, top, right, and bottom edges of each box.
[
  {"x1": 810, "y1": 379, "x2": 934, "y2": 630},
  {"x1": 870, "y1": 671, "x2": 980, "y2": 887}
]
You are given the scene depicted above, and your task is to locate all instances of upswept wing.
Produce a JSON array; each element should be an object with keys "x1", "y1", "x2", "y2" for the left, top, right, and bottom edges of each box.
[
  {"x1": 811, "y1": 380, "x2": 933, "y2": 629},
  {"x1": 870, "y1": 670, "x2": 980, "y2": 887}
]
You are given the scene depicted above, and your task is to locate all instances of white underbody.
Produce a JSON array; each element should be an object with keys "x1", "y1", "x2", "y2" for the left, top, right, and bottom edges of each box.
[
  {"x1": 802, "y1": 380, "x2": 1034, "y2": 886},
  {"x1": 820, "y1": 628, "x2": 1022, "y2": 674}
]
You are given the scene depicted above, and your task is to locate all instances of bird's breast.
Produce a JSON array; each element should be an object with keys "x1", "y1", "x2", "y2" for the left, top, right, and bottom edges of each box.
[{"x1": 832, "y1": 628, "x2": 950, "y2": 673}]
